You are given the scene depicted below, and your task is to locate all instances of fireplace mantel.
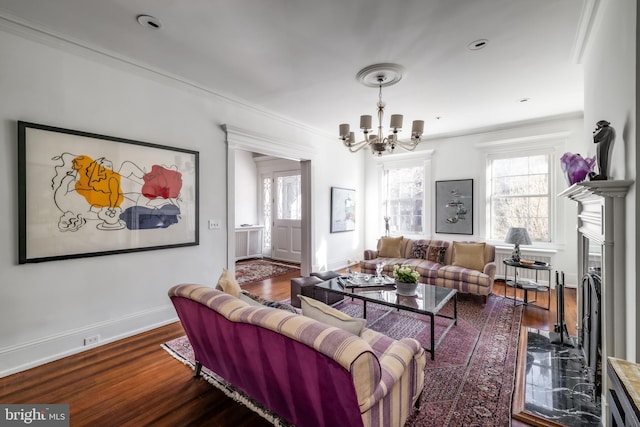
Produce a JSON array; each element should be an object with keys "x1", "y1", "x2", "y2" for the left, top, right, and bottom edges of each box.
[
  {"x1": 559, "y1": 179, "x2": 633, "y2": 411},
  {"x1": 559, "y1": 180, "x2": 633, "y2": 201}
]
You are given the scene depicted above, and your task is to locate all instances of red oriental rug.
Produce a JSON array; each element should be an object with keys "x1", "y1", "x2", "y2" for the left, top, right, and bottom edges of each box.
[
  {"x1": 162, "y1": 294, "x2": 522, "y2": 427},
  {"x1": 234, "y1": 259, "x2": 299, "y2": 285},
  {"x1": 336, "y1": 295, "x2": 523, "y2": 426}
]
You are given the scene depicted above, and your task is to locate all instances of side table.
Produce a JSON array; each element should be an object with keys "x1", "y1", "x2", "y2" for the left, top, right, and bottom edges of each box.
[{"x1": 503, "y1": 258, "x2": 551, "y2": 310}]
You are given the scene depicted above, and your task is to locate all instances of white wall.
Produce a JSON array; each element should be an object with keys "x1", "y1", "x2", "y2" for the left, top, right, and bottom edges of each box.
[
  {"x1": 364, "y1": 115, "x2": 585, "y2": 285},
  {"x1": 0, "y1": 25, "x2": 365, "y2": 376},
  {"x1": 312, "y1": 150, "x2": 366, "y2": 272},
  {"x1": 582, "y1": 0, "x2": 637, "y2": 361},
  {"x1": 234, "y1": 150, "x2": 258, "y2": 225}
]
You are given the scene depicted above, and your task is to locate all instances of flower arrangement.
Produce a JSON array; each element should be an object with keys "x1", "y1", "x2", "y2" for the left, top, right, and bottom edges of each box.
[{"x1": 393, "y1": 264, "x2": 420, "y2": 284}]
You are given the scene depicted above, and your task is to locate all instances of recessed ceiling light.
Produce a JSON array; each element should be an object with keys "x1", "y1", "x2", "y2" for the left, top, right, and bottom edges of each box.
[
  {"x1": 468, "y1": 39, "x2": 488, "y2": 50},
  {"x1": 137, "y1": 15, "x2": 162, "y2": 30}
]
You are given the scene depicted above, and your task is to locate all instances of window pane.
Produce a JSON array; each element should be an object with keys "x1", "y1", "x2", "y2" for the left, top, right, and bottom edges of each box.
[
  {"x1": 489, "y1": 154, "x2": 550, "y2": 241},
  {"x1": 385, "y1": 165, "x2": 423, "y2": 234},
  {"x1": 529, "y1": 155, "x2": 548, "y2": 174}
]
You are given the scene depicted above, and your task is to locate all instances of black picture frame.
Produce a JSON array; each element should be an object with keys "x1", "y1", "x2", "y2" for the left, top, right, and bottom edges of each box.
[
  {"x1": 435, "y1": 179, "x2": 473, "y2": 235},
  {"x1": 330, "y1": 187, "x2": 355, "y2": 233},
  {"x1": 18, "y1": 121, "x2": 199, "y2": 263}
]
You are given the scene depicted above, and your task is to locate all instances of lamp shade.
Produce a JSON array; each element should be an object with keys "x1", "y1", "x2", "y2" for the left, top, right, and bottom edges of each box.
[{"x1": 505, "y1": 227, "x2": 532, "y2": 246}]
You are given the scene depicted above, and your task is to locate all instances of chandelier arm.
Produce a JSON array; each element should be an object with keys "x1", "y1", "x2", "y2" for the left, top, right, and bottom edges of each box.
[
  {"x1": 393, "y1": 138, "x2": 422, "y2": 151},
  {"x1": 342, "y1": 138, "x2": 370, "y2": 152}
]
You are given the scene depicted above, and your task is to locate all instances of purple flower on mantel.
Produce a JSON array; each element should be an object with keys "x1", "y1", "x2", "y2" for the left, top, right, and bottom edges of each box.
[{"x1": 560, "y1": 152, "x2": 596, "y2": 185}]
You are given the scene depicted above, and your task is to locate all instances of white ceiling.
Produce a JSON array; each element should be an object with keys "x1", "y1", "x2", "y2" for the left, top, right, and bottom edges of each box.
[{"x1": 0, "y1": 0, "x2": 587, "y2": 138}]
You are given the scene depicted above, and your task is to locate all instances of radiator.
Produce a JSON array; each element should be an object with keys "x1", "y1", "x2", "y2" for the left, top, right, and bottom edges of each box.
[
  {"x1": 235, "y1": 226, "x2": 264, "y2": 260},
  {"x1": 495, "y1": 250, "x2": 553, "y2": 284}
]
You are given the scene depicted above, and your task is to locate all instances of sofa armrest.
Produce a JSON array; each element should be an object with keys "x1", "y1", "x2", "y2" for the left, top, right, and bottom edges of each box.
[
  {"x1": 364, "y1": 249, "x2": 379, "y2": 260},
  {"x1": 356, "y1": 338, "x2": 426, "y2": 413},
  {"x1": 483, "y1": 261, "x2": 497, "y2": 280}
]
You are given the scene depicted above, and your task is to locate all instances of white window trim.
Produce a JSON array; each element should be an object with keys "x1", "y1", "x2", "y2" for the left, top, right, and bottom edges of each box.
[
  {"x1": 476, "y1": 133, "x2": 568, "y2": 250},
  {"x1": 375, "y1": 149, "x2": 435, "y2": 239}
]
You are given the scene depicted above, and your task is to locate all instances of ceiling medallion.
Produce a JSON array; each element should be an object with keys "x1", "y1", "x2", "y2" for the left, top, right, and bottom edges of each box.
[{"x1": 339, "y1": 63, "x2": 423, "y2": 156}]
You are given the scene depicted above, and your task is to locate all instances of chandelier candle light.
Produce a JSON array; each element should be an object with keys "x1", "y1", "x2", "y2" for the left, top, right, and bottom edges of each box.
[{"x1": 339, "y1": 63, "x2": 424, "y2": 156}]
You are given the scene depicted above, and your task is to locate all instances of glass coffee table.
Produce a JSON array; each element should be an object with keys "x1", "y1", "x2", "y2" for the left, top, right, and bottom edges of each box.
[{"x1": 313, "y1": 277, "x2": 457, "y2": 360}]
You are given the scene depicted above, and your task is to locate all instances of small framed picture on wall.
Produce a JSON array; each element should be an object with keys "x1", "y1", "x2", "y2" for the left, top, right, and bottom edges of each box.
[
  {"x1": 435, "y1": 179, "x2": 473, "y2": 235},
  {"x1": 330, "y1": 187, "x2": 355, "y2": 233}
]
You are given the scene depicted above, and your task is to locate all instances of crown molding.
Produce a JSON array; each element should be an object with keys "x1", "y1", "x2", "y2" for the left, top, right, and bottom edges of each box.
[
  {"x1": 571, "y1": 0, "x2": 603, "y2": 64},
  {"x1": 0, "y1": 14, "x2": 331, "y2": 139}
]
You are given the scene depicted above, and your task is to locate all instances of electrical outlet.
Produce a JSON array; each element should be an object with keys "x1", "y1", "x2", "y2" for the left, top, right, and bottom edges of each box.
[
  {"x1": 208, "y1": 220, "x2": 221, "y2": 230},
  {"x1": 84, "y1": 335, "x2": 100, "y2": 346}
]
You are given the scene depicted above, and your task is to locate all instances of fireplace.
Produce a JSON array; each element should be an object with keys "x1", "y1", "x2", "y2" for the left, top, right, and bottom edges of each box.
[{"x1": 560, "y1": 179, "x2": 632, "y2": 412}]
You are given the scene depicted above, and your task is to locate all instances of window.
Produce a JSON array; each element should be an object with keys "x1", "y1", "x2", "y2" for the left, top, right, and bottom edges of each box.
[
  {"x1": 383, "y1": 165, "x2": 424, "y2": 235},
  {"x1": 488, "y1": 154, "x2": 550, "y2": 241}
]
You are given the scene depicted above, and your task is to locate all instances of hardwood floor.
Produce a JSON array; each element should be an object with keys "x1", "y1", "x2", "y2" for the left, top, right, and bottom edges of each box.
[{"x1": 0, "y1": 268, "x2": 576, "y2": 427}]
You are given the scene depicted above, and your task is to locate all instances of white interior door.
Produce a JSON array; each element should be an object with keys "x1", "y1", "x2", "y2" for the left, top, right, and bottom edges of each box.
[{"x1": 271, "y1": 171, "x2": 301, "y2": 263}]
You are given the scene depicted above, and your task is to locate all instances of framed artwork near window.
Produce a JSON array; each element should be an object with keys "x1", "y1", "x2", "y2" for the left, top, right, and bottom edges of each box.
[
  {"x1": 435, "y1": 179, "x2": 473, "y2": 235},
  {"x1": 18, "y1": 121, "x2": 199, "y2": 263},
  {"x1": 330, "y1": 187, "x2": 355, "y2": 233}
]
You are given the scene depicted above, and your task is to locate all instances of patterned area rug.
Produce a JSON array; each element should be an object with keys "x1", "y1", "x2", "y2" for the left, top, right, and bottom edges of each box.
[
  {"x1": 235, "y1": 259, "x2": 299, "y2": 285},
  {"x1": 336, "y1": 295, "x2": 523, "y2": 426},
  {"x1": 162, "y1": 294, "x2": 522, "y2": 426}
]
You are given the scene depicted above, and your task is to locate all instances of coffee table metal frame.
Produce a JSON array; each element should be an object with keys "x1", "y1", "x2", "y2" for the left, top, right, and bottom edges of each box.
[{"x1": 313, "y1": 278, "x2": 457, "y2": 360}]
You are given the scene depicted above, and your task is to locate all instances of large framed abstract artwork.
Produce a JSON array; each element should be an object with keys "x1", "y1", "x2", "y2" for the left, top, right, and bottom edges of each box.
[
  {"x1": 435, "y1": 179, "x2": 473, "y2": 235},
  {"x1": 330, "y1": 187, "x2": 355, "y2": 233},
  {"x1": 18, "y1": 121, "x2": 199, "y2": 263}
]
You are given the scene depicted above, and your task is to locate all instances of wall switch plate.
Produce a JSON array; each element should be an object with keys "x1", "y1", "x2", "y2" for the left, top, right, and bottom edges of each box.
[{"x1": 208, "y1": 220, "x2": 221, "y2": 230}]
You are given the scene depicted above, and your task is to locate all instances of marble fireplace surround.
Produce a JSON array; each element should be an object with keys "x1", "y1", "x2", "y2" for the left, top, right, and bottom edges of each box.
[{"x1": 559, "y1": 179, "x2": 633, "y2": 417}]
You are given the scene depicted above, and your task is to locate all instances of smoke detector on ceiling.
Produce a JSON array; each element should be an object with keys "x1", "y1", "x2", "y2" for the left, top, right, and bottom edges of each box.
[{"x1": 137, "y1": 15, "x2": 162, "y2": 30}]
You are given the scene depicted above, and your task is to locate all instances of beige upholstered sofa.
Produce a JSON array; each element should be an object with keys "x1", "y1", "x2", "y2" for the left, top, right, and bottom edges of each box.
[
  {"x1": 169, "y1": 284, "x2": 426, "y2": 427},
  {"x1": 360, "y1": 237, "x2": 496, "y2": 301}
]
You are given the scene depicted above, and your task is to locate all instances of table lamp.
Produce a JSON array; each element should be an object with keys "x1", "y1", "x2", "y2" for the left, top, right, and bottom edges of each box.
[{"x1": 505, "y1": 227, "x2": 532, "y2": 262}]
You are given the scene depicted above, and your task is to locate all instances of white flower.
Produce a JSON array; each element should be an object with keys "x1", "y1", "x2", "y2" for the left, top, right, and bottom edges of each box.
[{"x1": 393, "y1": 264, "x2": 420, "y2": 283}]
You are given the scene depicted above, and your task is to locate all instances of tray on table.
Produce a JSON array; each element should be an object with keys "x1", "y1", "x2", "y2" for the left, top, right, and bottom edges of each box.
[{"x1": 337, "y1": 275, "x2": 396, "y2": 288}]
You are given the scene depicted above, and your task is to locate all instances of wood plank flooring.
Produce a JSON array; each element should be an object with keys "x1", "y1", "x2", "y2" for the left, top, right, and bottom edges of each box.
[{"x1": 0, "y1": 267, "x2": 575, "y2": 427}]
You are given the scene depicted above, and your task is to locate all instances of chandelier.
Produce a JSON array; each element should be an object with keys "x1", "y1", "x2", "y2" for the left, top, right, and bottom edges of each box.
[{"x1": 339, "y1": 63, "x2": 424, "y2": 156}]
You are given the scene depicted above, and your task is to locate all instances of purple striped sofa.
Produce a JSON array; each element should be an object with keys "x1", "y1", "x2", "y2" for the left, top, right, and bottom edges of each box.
[
  {"x1": 360, "y1": 238, "x2": 496, "y2": 302},
  {"x1": 168, "y1": 284, "x2": 426, "y2": 427}
]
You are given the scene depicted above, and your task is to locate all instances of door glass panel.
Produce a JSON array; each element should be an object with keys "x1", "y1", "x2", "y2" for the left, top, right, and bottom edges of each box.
[
  {"x1": 277, "y1": 175, "x2": 301, "y2": 220},
  {"x1": 262, "y1": 177, "x2": 272, "y2": 249}
]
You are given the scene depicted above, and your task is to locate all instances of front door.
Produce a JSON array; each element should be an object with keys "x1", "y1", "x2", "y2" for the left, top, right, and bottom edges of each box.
[{"x1": 271, "y1": 171, "x2": 302, "y2": 263}]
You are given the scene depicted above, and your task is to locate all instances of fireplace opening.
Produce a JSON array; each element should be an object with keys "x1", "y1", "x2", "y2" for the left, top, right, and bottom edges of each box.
[{"x1": 581, "y1": 269, "x2": 602, "y2": 398}]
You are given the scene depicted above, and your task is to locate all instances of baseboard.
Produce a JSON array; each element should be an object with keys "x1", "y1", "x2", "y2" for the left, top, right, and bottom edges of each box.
[{"x1": 0, "y1": 305, "x2": 178, "y2": 378}]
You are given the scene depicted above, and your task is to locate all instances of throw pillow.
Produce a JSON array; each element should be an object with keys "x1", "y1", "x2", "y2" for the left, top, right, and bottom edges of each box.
[
  {"x1": 239, "y1": 291, "x2": 298, "y2": 313},
  {"x1": 238, "y1": 292, "x2": 262, "y2": 307},
  {"x1": 378, "y1": 236, "x2": 404, "y2": 258},
  {"x1": 216, "y1": 268, "x2": 242, "y2": 298},
  {"x1": 426, "y1": 246, "x2": 447, "y2": 264},
  {"x1": 299, "y1": 295, "x2": 366, "y2": 336},
  {"x1": 411, "y1": 241, "x2": 429, "y2": 259},
  {"x1": 451, "y1": 242, "x2": 486, "y2": 272}
]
